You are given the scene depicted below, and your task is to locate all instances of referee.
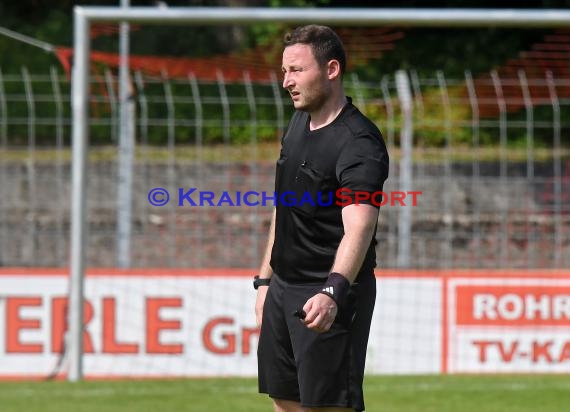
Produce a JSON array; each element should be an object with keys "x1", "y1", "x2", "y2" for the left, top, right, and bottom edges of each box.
[{"x1": 254, "y1": 25, "x2": 389, "y2": 412}]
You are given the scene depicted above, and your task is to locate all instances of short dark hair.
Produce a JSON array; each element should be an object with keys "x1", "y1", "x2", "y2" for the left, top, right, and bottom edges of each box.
[{"x1": 284, "y1": 25, "x2": 346, "y2": 76}]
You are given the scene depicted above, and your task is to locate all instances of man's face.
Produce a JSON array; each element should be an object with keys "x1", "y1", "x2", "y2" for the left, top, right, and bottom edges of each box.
[{"x1": 282, "y1": 43, "x2": 330, "y2": 112}]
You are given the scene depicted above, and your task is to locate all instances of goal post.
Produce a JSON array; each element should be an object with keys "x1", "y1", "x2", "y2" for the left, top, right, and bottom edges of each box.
[{"x1": 69, "y1": 6, "x2": 570, "y2": 382}]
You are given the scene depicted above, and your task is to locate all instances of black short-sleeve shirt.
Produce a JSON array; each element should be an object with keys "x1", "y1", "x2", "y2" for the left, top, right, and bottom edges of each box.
[{"x1": 270, "y1": 98, "x2": 389, "y2": 282}]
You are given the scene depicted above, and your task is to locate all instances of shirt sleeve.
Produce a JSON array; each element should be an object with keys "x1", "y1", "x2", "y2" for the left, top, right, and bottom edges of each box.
[{"x1": 336, "y1": 133, "x2": 389, "y2": 207}]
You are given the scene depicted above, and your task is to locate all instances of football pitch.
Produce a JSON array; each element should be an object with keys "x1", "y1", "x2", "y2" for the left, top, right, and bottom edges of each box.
[{"x1": 1, "y1": 375, "x2": 569, "y2": 411}]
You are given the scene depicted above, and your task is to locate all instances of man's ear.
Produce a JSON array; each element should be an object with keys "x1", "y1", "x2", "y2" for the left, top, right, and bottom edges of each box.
[{"x1": 327, "y1": 59, "x2": 341, "y2": 80}]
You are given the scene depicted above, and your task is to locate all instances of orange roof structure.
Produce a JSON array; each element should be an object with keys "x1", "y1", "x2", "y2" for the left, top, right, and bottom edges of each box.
[
  {"x1": 468, "y1": 29, "x2": 570, "y2": 118},
  {"x1": 55, "y1": 26, "x2": 404, "y2": 82}
]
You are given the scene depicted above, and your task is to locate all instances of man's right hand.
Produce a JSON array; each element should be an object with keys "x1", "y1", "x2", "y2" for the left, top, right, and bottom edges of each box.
[{"x1": 255, "y1": 286, "x2": 269, "y2": 327}]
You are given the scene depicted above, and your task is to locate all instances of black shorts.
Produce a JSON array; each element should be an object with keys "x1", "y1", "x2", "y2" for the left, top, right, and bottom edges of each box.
[{"x1": 257, "y1": 273, "x2": 376, "y2": 412}]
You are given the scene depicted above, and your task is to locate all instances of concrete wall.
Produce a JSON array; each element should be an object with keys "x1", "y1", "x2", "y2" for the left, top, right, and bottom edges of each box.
[{"x1": 0, "y1": 160, "x2": 568, "y2": 268}]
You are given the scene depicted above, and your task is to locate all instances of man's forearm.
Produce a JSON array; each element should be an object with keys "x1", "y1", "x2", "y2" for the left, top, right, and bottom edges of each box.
[
  {"x1": 257, "y1": 208, "x2": 276, "y2": 279},
  {"x1": 330, "y1": 230, "x2": 374, "y2": 283},
  {"x1": 330, "y1": 204, "x2": 378, "y2": 283}
]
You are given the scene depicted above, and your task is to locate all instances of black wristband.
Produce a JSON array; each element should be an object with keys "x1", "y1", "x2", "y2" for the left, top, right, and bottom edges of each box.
[
  {"x1": 253, "y1": 275, "x2": 271, "y2": 290},
  {"x1": 319, "y1": 272, "x2": 350, "y2": 306}
]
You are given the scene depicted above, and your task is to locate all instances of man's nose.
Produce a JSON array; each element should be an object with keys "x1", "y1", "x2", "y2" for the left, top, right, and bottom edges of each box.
[{"x1": 282, "y1": 73, "x2": 294, "y2": 89}]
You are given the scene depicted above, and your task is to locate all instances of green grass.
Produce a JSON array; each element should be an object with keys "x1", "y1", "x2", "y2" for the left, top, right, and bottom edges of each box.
[{"x1": 0, "y1": 375, "x2": 569, "y2": 412}]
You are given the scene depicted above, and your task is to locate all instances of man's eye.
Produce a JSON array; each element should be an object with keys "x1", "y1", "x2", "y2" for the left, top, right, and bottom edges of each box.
[{"x1": 282, "y1": 68, "x2": 301, "y2": 77}]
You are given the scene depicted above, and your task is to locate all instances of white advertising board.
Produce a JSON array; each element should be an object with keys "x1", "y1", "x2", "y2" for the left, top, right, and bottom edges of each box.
[{"x1": 1, "y1": 269, "x2": 568, "y2": 379}]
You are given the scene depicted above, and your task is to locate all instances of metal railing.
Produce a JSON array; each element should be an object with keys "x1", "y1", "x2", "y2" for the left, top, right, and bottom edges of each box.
[{"x1": 0, "y1": 66, "x2": 568, "y2": 270}]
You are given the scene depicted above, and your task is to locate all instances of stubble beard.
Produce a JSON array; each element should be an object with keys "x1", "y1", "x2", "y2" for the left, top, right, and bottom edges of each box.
[{"x1": 294, "y1": 84, "x2": 330, "y2": 114}]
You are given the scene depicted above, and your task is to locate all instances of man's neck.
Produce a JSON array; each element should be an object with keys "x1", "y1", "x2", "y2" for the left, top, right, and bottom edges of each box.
[{"x1": 308, "y1": 92, "x2": 347, "y2": 131}]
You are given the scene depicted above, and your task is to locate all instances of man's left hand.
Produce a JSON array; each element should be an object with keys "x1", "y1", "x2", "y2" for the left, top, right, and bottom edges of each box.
[{"x1": 301, "y1": 293, "x2": 338, "y2": 333}]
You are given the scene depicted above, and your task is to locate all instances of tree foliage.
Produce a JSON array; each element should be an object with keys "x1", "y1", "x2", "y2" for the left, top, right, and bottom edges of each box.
[
  {"x1": 1, "y1": 1, "x2": 569, "y2": 147},
  {"x1": 1, "y1": 0, "x2": 569, "y2": 73}
]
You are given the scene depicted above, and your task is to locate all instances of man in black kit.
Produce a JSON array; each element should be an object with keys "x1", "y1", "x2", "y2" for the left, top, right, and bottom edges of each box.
[{"x1": 254, "y1": 25, "x2": 389, "y2": 412}]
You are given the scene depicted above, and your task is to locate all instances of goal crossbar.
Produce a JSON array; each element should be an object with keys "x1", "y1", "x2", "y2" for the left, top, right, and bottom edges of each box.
[{"x1": 76, "y1": 7, "x2": 570, "y2": 26}]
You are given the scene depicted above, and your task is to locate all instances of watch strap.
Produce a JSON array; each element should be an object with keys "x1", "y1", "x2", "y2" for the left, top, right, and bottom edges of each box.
[{"x1": 253, "y1": 275, "x2": 271, "y2": 289}]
